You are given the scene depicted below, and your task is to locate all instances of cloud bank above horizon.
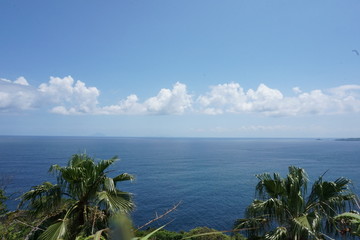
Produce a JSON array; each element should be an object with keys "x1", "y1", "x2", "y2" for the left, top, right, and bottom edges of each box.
[{"x1": 1, "y1": 76, "x2": 360, "y2": 117}]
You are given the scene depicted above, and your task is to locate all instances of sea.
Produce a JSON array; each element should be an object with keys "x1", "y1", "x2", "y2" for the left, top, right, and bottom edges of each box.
[{"x1": 0, "y1": 136, "x2": 359, "y2": 232}]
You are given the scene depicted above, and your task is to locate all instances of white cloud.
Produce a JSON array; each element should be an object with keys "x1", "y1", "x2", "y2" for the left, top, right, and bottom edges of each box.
[
  {"x1": 292, "y1": 87, "x2": 302, "y2": 94},
  {"x1": 197, "y1": 83, "x2": 249, "y2": 114},
  {"x1": 198, "y1": 83, "x2": 360, "y2": 116},
  {"x1": 14, "y1": 76, "x2": 29, "y2": 86},
  {"x1": 197, "y1": 83, "x2": 284, "y2": 115},
  {"x1": 0, "y1": 77, "x2": 38, "y2": 111},
  {"x1": 38, "y1": 76, "x2": 100, "y2": 114},
  {"x1": 99, "y1": 82, "x2": 192, "y2": 115},
  {"x1": 0, "y1": 76, "x2": 192, "y2": 115},
  {"x1": 237, "y1": 125, "x2": 288, "y2": 131},
  {"x1": 247, "y1": 84, "x2": 283, "y2": 114},
  {"x1": 1, "y1": 75, "x2": 360, "y2": 117},
  {"x1": 144, "y1": 82, "x2": 192, "y2": 115},
  {"x1": 0, "y1": 78, "x2": 11, "y2": 83},
  {"x1": 1, "y1": 76, "x2": 29, "y2": 86},
  {"x1": 100, "y1": 95, "x2": 146, "y2": 115}
]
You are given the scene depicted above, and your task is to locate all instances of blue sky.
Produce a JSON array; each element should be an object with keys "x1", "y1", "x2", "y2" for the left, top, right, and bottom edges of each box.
[{"x1": 1, "y1": 0, "x2": 360, "y2": 137}]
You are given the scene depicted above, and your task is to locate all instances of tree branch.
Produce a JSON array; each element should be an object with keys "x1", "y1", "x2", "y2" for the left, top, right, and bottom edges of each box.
[{"x1": 136, "y1": 201, "x2": 182, "y2": 231}]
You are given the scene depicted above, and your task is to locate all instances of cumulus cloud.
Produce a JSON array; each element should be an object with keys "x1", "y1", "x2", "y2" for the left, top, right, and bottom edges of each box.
[
  {"x1": 197, "y1": 83, "x2": 248, "y2": 114},
  {"x1": 99, "y1": 82, "x2": 192, "y2": 115},
  {"x1": 14, "y1": 76, "x2": 30, "y2": 86},
  {"x1": 1, "y1": 75, "x2": 360, "y2": 116},
  {"x1": 100, "y1": 95, "x2": 146, "y2": 115},
  {"x1": 1, "y1": 76, "x2": 29, "y2": 86},
  {"x1": 197, "y1": 83, "x2": 360, "y2": 116},
  {"x1": 0, "y1": 76, "x2": 192, "y2": 115},
  {"x1": 38, "y1": 76, "x2": 100, "y2": 114},
  {"x1": 0, "y1": 77, "x2": 38, "y2": 111},
  {"x1": 144, "y1": 82, "x2": 192, "y2": 115},
  {"x1": 0, "y1": 76, "x2": 100, "y2": 114},
  {"x1": 292, "y1": 87, "x2": 302, "y2": 94},
  {"x1": 197, "y1": 83, "x2": 284, "y2": 115}
]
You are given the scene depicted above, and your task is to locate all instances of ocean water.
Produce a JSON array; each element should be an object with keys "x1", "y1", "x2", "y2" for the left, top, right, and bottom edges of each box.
[{"x1": 0, "y1": 136, "x2": 359, "y2": 231}]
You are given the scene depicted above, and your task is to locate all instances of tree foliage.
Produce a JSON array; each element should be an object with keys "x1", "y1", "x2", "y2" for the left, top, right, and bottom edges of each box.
[
  {"x1": 235, "y1": 166, "x2": 356, "y2": 240},
  {"x1": 334, "y1": 210, "x2": 360, "y2": 237},
  {"x1": 184, "y1": 227, "x2": 231, "y2": 240},
  {"x1": 0, "y1": 188, "x2": 7, "y2": 216},
  {"x1": 19, "y1": 153, "x2": 134, "y2": 240}
]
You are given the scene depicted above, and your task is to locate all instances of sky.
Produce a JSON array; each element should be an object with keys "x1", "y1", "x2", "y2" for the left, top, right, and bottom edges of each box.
[{"x1": 1, "y1": 0, "x2": 360, "y2": 138}]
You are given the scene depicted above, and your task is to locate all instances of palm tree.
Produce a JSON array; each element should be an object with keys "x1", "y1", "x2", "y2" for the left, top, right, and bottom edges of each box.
[
  {"x1": 19, "y1": 153, "x2": 134, "y2": 240},
  {"x1": 234, "y1": 166, "x2": 356, "y2": 240}
]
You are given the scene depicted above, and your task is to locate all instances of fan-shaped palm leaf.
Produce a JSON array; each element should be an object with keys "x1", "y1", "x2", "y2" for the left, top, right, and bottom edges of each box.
[
  {"x1": 264, "y1": 227, "x2": 287, "y2": 240},
  {"x1": 96, "y1": 190, "x2": 134, "y2": 214},
  {"x1": 38, "y1": 220, "x2": 68, "y2": 240},
  {"x1": 20, "y1": 153, "x2": 134, "y2": 239},
  {"x1": 239, "y1": 166, "x2": 356, "y2": 240}
]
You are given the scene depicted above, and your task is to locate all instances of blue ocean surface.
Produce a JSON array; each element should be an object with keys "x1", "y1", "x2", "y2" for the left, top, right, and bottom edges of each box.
[{"x1": 0, "y1": 136, "x2": 359, "y2": 231}]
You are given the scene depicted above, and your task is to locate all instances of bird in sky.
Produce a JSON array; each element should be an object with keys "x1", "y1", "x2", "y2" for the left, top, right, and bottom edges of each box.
[{"x1": 352, "y1": 49, "x2": 359, "y2": 56}]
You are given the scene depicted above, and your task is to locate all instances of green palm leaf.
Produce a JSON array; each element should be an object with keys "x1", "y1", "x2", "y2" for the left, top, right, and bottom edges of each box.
[
  {"x1": 97, "y1": 190, "x2": 134, "y2": 213},
  {"x1": 264, "y1": 227, "x2": 287, "y2": 240},
  {"x1": 292, "y1": 212, "x2": 321, "y2": 239},
  {"x1": 113, "y1": 173, "x2": 135, "y2": 183},
  {"x1": 104, "y1": 177, "x2": 116, "y2": 193},
  {"x1": 19, "y1": 182, "x2": 63, "y2": 215},
  {"x1": 20, "y1": 153, "x2": 134, "y2": 239},
  {"x1": 240, "y1": 166, "x2": 356, "y2": 240},
  {"x1": 135, "y1": 225, "x2": 166, "y2": 240},
  {"x1": 38, "y1": 219, "x2": 68, "y2": 240},
  {"x1": 96, "y1": 157, "x2": 118, "y2": 173}
]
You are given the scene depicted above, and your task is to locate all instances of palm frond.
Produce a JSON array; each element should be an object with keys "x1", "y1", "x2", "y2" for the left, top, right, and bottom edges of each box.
[
  {"x1": 20, "y1": 152, "x2": 135, "y2": 239},
  {"x1": 246, "y1": 167, "x2": 356, "y2": 239},
  {"x1": 96, "y1": 156, "x2": 118, "y2": 173},
  {"x1": 93, "y1": 228, "x2": 109, "y2": 240},
  {"x1": 288, "y1": 166, "x2": 308, "y2": 191},
  {"x1": 264, "y1": 226, "x2": 287, "y2": 240},
  {"x1": 135, "y1": 225, "x2": 167, "y2": 240},
  {"x1": 38, "y1": 219, "x2": 68, "y2": 240},
  {"x1": 256, "y1": 172, "x2": 286, "y2": 199},
  {"x1": 113, "y1": 173, "x2": 135, "y2": 183},
  {"x1": 247, "y1": 198, "x2": 286, "y2": 222},
  {"x1": 49, "y1": 164, "x2": 62, "y2": 174},
  {"x1": 334, "y1": 211, "x2": 360, "y2": 237},
  {"x1": 19, "y1": 182, "x2": 63, "y2": 214},
  {"x1": 69, "y1": 153, "x2": 93, "y2": 167},
  {"x1": 234, "y1": 216, "x2": 268, "y2": 237},
  {"x1": 104, "y1": 177, "x2": 116, "y2": 193},
  {"x1": 96, "y1": 190, "x2": 134, "y2": 214},
  {"x1": 308, "y1": 176, "x2": 355, "y2": 217},
  {"x1": 292, "y1": 212, "x2": 321, "y2": 240},
  {"x1": 335, "y1": 212, "x2": 360, "y2": 222}
]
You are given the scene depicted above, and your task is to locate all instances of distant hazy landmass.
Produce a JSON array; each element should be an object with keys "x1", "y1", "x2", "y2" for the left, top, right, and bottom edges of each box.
[{"x1": 335, "y1": 138, "x2": 360, "y2": 141}]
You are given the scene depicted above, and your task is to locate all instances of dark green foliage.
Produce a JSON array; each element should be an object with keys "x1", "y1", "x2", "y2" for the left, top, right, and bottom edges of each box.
[
  {"x1": 19, "y1": 153, "x2": 134, "y2": 240},
  {"x1": 231, "y1": 233, "x2": 248, "y2": 240},
  {"x1": 135, "y1": 227, "x2": 247, "y2": 240},
  {"x1": 235, "y1": 166, "x2": 356, "y2": 240},
  {"x1": 136, "y1": 228, "x2": 184, "y2": 240},
  {"x1": 334, "y1": 210, "x2": 360, "y2": 237},
  {"x1": 185, "y1": 227, "x2": 231, "y2": 240},
  {"x1": 0, "y1": 210, "x2": 34, "y2": 240},
  {"x1": 0, "y1": 189, "x2": 7, "y2": 216}
]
